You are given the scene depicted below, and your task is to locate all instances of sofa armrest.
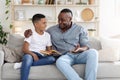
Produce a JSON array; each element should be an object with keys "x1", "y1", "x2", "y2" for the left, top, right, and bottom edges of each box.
[
  {"x1": 0, "y1": 50, "x2": 4, "y2": 66},
  {"x1": 0, "y1": 50, "x2": 4, "y2": 80}
]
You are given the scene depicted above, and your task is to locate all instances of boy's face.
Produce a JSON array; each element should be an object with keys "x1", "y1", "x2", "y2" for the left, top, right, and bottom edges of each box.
[{"x1": 34, "y1": 18, "x2": 47, "y2": 31}]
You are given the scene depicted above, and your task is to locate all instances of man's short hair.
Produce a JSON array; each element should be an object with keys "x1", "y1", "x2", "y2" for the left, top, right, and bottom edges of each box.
[
  {"x1": 32, "y1": 14, "x2": 45, "y2": 24},
  {"x1": 60, "y1": 8, "x2": 73, "y2": 17}
]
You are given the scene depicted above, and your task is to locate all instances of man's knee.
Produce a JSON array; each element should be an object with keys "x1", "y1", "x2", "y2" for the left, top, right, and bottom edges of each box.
[
  {"x1": 91, "y1": 49, "x2": 98, "y2": 56},
  {"x1": 56, "y1": 56, "x2": 64, "y2": 66},
  {"x1": 56, "y1": 56, "x2": 70, "y2": 66},
  {"x1": 87, "y1": 49, "x2": 98, "y2": 59}
]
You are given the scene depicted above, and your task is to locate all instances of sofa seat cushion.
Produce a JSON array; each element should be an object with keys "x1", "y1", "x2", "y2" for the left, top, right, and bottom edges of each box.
[
  {"x1": 2, "y1": 63, "x2": 66, "y2": 80},
  {"x1": 2, "y1": 64, "x2": 85, "y2": 80},
  {"x1": 97, "y1": 62, "x2": 120, "y2": 78},
  {"x1": 2, "y1": 62, "x2": 120, "y2": 80}
]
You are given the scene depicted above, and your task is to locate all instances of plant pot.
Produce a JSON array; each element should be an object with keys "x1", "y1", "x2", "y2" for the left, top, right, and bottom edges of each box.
[{"x1": 88, "y1": 31, "x2": 95, "y2": 37}]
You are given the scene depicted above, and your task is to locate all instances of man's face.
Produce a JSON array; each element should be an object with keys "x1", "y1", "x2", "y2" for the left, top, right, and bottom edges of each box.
[
  {"x1": 58, "y1": 12, "x2": 72, "y2": 30},
  {"x1": 34, "y1": 18, "x2": 47, "y2": 31}
]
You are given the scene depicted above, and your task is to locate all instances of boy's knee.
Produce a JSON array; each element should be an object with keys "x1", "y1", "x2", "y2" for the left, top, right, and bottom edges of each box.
[
  {"x1": 48, "y1": 56, "x2": 56, "y2": 63},
  {"x1": 23, "y1": 54, "x2": 32, "y2": 60},
  {"x1": 23, "y1": 54, "x2": 33, "y2": 64}
]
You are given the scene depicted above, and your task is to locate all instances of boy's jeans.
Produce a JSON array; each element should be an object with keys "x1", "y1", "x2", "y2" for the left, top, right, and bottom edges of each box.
[
  {"x1": 21, "y1": 52, "x2": 55, "y2": 80},
  {"x1": 56, "y1": 49, "x2": 98, "y2": 80}
]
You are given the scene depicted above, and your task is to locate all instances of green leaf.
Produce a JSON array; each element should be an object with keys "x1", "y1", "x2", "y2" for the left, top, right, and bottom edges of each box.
[
  {"x1": 9, "y1": 24, "x2": 13, "y2": 29},
  {"x1": 6, "y1": 16, "x2": 9, "y2": 20},
  {"x1": 5, "y1": 10, "x2": 9, "y2": 14},
  {"x1": 0, "y1": 25, "x2": 2, "y2": 28},
  {"x1": 0, "y1": 0, "x2": 10, "y2": 45},
  {"x1": 3, "y1": 38, "x2": 8, "y2": 45},
  {"x1": 5, "y1": 2, "x2": 9, "y2": 6}
]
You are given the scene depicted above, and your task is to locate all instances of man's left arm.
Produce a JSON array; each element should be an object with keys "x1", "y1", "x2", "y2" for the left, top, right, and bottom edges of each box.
[{"x1": 79, "y1": 27, "x2": 90, "y2": 49}]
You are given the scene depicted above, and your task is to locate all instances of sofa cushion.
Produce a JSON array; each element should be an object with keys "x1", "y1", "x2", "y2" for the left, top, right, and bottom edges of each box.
[
  {"x1": 97, "y1": 62, "x2": 120, "y2": 78},
  {"x1": 2, "y1": 63, "x2": 66, "y2": 80},
  {"x1": 2, "y1": 62, "x2": 120, "y2": 80},
  {"x1": 89, "y1": 37, "x2": 102, "y2": 50},
  {"x1": 3, "y1": 34, "x2": 25, "y2": 62},
  {"x1": 7, "y1": 34, "x2": 24, "y2": 49},
  {"x1": 2, "y1": 46, "x2": 23, "y2": 63},
  {"x1": 89, "y1": 37, "x2": 120, "y2": 62},
  {"x1": 98, "y1": 48, "x2": 119, "y2": 62},
  {"x1": 100, "y1": 37, "x2": 120, "y2": 61}
]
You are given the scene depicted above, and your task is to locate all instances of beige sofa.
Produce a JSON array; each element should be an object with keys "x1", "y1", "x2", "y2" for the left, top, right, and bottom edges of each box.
[{"x1": 0, "y1": 34, "x2": 120, "y2": 80}]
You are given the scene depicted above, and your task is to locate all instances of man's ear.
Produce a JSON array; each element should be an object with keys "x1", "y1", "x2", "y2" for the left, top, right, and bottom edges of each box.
[{"x1": 69, "y1": 17, "x2": 72, "y2": 21}]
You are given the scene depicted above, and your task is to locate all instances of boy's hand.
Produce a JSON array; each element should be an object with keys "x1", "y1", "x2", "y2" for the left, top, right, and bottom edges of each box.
[
  {"x1": 40, "y1": 50, "x2": 52, "y2": 55},
  {"x1": 51, "y1": 50, "x2": 61, "y2": 55}
]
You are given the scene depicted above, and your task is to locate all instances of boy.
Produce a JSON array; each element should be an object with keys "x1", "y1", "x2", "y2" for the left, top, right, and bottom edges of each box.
[{"x1": 21, "y1": 14, "x2": 55, "y2": 80}]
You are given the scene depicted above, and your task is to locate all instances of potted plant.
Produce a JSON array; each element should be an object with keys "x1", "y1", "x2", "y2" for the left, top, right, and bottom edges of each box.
[
  {"x1": 0, "y1": 22, "x2": 8, "y2": 45},
  {"x1": 0, "y1": 0, "x2": 12, "y2": 45}
]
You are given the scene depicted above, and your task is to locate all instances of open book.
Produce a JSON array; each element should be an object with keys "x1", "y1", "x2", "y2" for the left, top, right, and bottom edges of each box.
[{"x1": 40, "y1": 50, "x2": 61, "y2": 55}]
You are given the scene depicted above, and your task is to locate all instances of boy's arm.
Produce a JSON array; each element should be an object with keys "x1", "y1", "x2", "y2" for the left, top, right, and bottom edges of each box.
[{"x1": 22, "y1": 41, "x2": 39, "y2": 61}]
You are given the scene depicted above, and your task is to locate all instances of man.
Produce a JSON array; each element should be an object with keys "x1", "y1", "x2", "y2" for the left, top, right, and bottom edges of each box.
[{"x1": 25, "y1": 9, "x2": 98, "y2": 80}]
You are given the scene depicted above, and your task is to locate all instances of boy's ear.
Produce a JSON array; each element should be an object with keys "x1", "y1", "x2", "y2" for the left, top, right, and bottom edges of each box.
[{"x1": 34, "y1": 22, "x2": 37, "y2": 27}]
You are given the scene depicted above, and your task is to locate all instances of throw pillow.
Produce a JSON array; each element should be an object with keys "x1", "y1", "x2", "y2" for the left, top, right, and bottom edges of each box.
[
  {"x1": 2, "y1": 46, "x2": 22, "y2": 62},
  {"x1": 89, "y1": 37, "x2": 102, "y2": 50},
  {"x1": 3, "y1": 34, "x2": 25, "y2": 63},
  {"x1": 100, "y1": 37, "x2": 120, "y2": 61},
  {"x1": 7, "y1": 34, "x2": 25, "y2": 49},
  {"x1": 98, "y1": 47, "x2": 119, "y2": 62}
]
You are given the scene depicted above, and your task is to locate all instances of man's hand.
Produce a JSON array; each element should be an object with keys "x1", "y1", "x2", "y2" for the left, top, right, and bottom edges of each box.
[
  {"x1": 24, "y1": 29, "x2": 32, "y2": 38},
  {"x1": 32, "y1": 53, "x2": 39, "y2": 61},
  {"x1": 71, "y1": 44, "x2": 87, "y2": 53}
]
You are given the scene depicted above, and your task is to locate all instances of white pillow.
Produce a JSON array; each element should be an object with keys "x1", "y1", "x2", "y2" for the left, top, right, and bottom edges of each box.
[
  {"x1": 99, "y1": 37, "x2": 120, "y2": 61},
  {"x1": 98, "y1": 47, "x2": 119, "y2": 62}
]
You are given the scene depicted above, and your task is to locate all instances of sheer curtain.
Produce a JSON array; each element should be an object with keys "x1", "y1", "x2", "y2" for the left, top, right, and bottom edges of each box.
[{"x1": 99, "y1": 0, "x2": 120, "y2": 37}]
